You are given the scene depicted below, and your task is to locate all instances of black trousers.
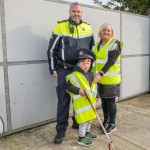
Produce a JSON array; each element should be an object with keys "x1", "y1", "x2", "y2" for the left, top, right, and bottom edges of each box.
[
  {"x1": 55, "y1": 68, "x2": 72, "y2": 134},
  {"x1": 101, "y1": 98, "x2": 117, "y2": 124}
]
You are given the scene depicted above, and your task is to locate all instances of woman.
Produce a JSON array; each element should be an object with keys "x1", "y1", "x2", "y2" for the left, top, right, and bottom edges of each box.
[{"x1": 92, "y1": 23, "x2": 123, "y2": 134}]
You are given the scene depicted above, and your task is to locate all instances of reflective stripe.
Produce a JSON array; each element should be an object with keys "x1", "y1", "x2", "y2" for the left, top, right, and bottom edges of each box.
[
  {"x1": 95, "y1": 59, "x2": 106, "y2": 64},
  {"x1": 92, "y1": 91, "x2": 97, "y2": 97},
  {"x1": 85, "y1": 86, "x2": 97, "y2": 97},
  {"x1": 108, "y1": 39, "x2": 116, "y2": 50},
  {"x1": 92, "y1": 85, "x2": 97, "y2": 96},
  {"x1": 75, "y1": 105, "x2": 93, "y2": 115},
  {"x1": 69, "y1": 74, "x2": 81, "y2": 88},
  {"x1": 72, "y1": 95, "x2": 82, "y2": 102},
  {"x1": 108, "y1": 43, "x2": 118, "y2": 52},
  {"x1": 50, "y1": 35, "x2": 60, "y2": 70},
  {"x1": 96, "y1": 59, "x2": 120, "y2": 64},
  {"x1": 85, "y1": 89, "x2": 91, "y2": 95},
  {"x1": 104, "y1": 71, "x2": 120, "y2": 76},
  {"x1": 62, "y1": 39, "x2": 65, "y2": 61},
  {"x1": 106, "y1": 39, "x2": 116, "y2": 60}
]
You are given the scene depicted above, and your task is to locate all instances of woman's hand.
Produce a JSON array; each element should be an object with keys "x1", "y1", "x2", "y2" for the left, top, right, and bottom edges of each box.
[
  {"x1": 94, "y1": 71, "x2": 104, "y2": 83},
  {"x1": 79, "y1": 89, "x2": 86, "y2": 96},
  {"x1": 96, "y1": 98, "x2": 100, "y2": 102},
  {"x1": 94, "y1": 72, "x2": 101, "y2": 83}
]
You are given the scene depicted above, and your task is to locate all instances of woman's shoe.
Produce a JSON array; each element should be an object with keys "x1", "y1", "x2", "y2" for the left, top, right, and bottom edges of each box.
[{"x1": 100, "y1": 121, "x2": 109, "y2": 130}]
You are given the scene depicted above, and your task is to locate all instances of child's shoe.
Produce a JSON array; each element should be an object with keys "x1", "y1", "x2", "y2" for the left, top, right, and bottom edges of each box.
[
  {"x1": 77, "y1": 137, "x2": 92, "y2": 146},
  {"x1": 85, "y1": 132, "x2": 97, "y2": 140}
]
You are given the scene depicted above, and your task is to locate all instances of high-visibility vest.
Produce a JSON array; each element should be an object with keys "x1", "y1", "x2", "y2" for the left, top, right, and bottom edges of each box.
[
  {"x1": 66, "y1": 71, "x2": 97, "y2": 124},
  {"x1": 92, "y1": 39, "x2": 123, "y2": 84}
]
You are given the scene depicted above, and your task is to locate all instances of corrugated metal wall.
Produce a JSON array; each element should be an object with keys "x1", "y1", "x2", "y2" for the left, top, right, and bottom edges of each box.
[{"x1": 0, "y1": 0, "x2": 149, "y2": 134}]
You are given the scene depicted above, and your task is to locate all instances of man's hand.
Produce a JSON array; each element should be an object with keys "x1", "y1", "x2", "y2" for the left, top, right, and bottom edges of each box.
[
  {"x1": 79, "y1": 89, "x2": 86, "y2": 96},
  {"x1": 52, "y1": 72, "x2": 58, "y2": 78}
]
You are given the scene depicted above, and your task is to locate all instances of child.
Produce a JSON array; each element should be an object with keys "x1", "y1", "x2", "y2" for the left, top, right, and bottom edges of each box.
[{"x1": 66, "y1": 48, "x2": 98, "y2": 146}]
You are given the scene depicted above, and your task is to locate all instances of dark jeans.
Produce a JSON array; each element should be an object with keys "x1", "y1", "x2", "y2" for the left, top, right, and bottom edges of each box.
[
  {"x1": 101, "y1": 98, "x2": 117, "y2": 124},
  {"x1": 55, "y1": 68, "x2": 72, "y2": 134}
]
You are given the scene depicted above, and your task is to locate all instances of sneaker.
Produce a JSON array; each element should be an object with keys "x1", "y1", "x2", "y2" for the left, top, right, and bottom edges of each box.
[
  {"x1": 104, "y1": 124, "x2": 116, "y2": 134},
  {"x1": 77, "y1": 137, "x2": 92, "y2": 146},
  {"x1": 54, "y1": 133, "x2": 65, "y2": 144},
  {"x1": 85, "y1": 132, "x2": 97, "y2": 140},
  {"x1": 100, "y1": 121, "x2": 109, "y2": 130}
]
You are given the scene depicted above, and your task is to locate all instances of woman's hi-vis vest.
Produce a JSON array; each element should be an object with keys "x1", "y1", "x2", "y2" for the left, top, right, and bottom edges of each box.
[
  {"x1": 92, "y1": 38, "x2": 123, "y2": 85},
  {"x1": 66, "y1": 71, "x2": 97, "y2": 124}
]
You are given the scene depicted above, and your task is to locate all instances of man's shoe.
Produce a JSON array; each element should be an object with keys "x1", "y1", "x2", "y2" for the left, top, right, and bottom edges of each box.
[
  {"x1": 77, "y1": 137, "x2": 92, "y2": 146},
  {"x1": 104, "y1": 124, "x2": 116, "y2": 134},
  {"x1": 85, "y1": 132, "x2": 97, "y2": 140},
  {"x1": 72, "y1": 117, "x2": 79, "y2": 129},
  {"x1": 53, "y1": 133, "x2": 65, "y2": 144},
  {"x1": 72, "y1": 124, "x2": 79, "y2": 129}
]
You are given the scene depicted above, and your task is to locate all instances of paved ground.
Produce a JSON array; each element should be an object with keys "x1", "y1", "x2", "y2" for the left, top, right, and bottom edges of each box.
[{"x1": 0, "y1": 93, "x2": 150, "y2": 150}]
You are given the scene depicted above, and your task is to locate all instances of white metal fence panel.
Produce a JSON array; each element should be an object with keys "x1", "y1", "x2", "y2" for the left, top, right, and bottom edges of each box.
[
  {"x1": 122, "y1": 57, "x2": 149, "y2": 98},
  {"x1": 8, "y1": 64, "x2": 57, "y2": 129},
  {"x1": 0, "y1": 14, "x2": 3, "y2": 62},
  {"x1": 83, "y1": 7, "x2": 121, "y2": 42},
  {"x1": 0, "y1": 0, "x2": 149, "y2": 133},
  {"x1": 122, "y1": 14, "x2": 149, "y2": 55},
  {"x1": 0, "y1": 67, "x2": 7, "y2": 132},
  {"x1": 121, "y1": 14, "x2": 150, "y2": 98}
]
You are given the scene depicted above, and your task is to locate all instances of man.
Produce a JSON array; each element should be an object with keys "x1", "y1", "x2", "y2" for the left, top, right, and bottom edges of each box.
[{"x1": 47, "y1": 2, "x2": 94, "y2": 144}]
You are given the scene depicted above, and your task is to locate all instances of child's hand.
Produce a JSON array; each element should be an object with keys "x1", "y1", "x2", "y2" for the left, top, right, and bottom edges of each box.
[
  {"x1": 79, "y1": 89, "x2": 86, "y2": 96},
  {"x1": 96, "y1": 98, "x2": 100, "y2": 102}
]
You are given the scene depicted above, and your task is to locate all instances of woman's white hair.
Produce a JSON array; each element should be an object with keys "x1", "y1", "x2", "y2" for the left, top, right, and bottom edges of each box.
[{"x1": 98, "y1": 23, "x2": 115, "y2": 38}]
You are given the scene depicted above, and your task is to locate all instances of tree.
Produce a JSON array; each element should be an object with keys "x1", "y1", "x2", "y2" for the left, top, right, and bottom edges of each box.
[{"x1": 93, "y1": 0, "x2": 150, "y2": 15}]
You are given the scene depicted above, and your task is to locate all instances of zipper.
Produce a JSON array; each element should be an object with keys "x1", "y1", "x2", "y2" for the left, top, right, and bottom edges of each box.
[{"x1": 76, "y1": 25, "x2": 80, "y2": 49}]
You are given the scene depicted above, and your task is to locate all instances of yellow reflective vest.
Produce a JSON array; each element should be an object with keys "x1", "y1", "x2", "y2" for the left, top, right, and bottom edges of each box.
[
  {"x1": 92, "y1": 39, "x2": 123, "y2": 84},
  {"x1": 66, "y1": 71, "x2": 97, "y2": 124}
]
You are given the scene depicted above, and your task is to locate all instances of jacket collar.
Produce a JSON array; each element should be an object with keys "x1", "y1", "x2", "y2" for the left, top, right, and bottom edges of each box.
[
  {"x1": 73, "y1": 65, "x2": 90, "y2": 76},
  {"x1": 69, "y1": 17, "x2": 82, "y2": 25}
]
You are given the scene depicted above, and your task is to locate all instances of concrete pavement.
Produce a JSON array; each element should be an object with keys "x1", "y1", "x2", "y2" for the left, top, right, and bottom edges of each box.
[{"x1": 0, "y1": 93, "x2": 150, "y2": 150}]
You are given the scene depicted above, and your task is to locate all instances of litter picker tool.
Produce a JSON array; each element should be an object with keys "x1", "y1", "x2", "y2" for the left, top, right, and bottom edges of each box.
[{"x1": 84, "y1": 91, "x2": 115, "y2": 150}]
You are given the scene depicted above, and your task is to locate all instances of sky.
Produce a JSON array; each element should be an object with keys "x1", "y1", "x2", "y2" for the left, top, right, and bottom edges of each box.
[{"x1": 66, "y1": 0, "x2": 109, "y2": 6}]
